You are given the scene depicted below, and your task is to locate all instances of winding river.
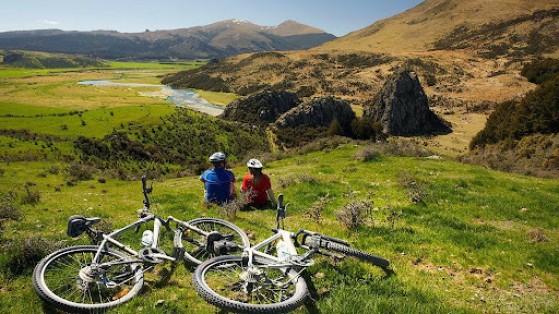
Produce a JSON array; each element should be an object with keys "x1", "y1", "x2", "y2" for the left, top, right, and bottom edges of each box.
[{"x1": 78, "y1": 80, "x2": 225, "y2": 116}]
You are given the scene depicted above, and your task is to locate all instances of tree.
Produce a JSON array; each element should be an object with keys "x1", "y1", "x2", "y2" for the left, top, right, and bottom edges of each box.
[{"x1": 327, "y1": 119, "x2": 343, "y2": 137}]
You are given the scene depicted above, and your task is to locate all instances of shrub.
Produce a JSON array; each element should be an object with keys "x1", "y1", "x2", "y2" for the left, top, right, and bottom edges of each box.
[
  {"x1": 398, "y1": 171, "x2": 427, "y2": 205},
  {"x1": 521, "y1": 59, "x2": 559, "y2": 84},
  {"x1": 385, "y1": 200, "x2": 404, "y2": 230},
  {"x1": 22, "y1": 184, "x2": 41, "y2": 205},
  {"x1": 307, "y1": 194, "x2": 330, "y2": 224},
  {"x1": 222, "y1": 198, "x2": 244, "y2": 221},
  {"x1": 0, "y1": 191, "x2": 21, "y2": 221},
  {"x1": 0, "y1": 237, "x2": 62, "y2": 278},
  {"x1": 471, "y1": 75, "x2": 559, "y2": 149},
  {"x1": 336, "y1": 198, "x2": 373, "y2": 231},
  {"x1": 66, "y1": 162, "x2": 95, "y2": 181},
  {"x1": 353, "y1": 147, "x2": 382, "y2": 162}
]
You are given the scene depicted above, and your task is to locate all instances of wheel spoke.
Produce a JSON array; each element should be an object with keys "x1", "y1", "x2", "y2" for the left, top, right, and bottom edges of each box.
[{"x1": 36, "y1": 246, "x2": 143, "y2": 311}]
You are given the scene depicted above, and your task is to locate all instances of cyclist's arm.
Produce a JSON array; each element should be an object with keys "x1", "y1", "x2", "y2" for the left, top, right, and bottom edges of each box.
[{"x1": 266, "y1": 189, "x2": 277, "y2": 207}]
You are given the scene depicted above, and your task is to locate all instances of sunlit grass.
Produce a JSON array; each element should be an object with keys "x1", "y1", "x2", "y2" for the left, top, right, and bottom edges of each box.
[
  {"x1": 1, "y1": 144, "x2": 559, "y2": 313},
  {"x1": 194, "y1": 89, "x2": 239, "y2": 106}
]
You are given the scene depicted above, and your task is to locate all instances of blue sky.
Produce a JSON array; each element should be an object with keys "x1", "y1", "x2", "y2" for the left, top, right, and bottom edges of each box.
[{"x1": 1, "y1": 0, "x2": 423, "y2": 37}]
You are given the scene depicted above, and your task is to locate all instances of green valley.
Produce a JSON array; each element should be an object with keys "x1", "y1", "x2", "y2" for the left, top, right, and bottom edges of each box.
[{"x1": 0, "y1": 60, "x2": 558, "y2": 313}]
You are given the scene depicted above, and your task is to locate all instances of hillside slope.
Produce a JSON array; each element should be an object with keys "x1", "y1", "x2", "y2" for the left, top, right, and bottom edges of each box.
[
  {"x1": 0, "y1": 20, "x2": 336, "y2": 60},
  {"x1": 317, "y1": 0, "x2": 559, "y2": 58},
  {"x1": 1, "y1": 140, "x2": 559, "y2": 313}
]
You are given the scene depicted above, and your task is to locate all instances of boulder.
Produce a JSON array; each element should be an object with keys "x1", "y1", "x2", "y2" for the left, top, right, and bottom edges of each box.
[
  {"x1": 364, "y1": 69, "x2": 451, "y2": 136},
  {"x1": 221, "y1": 89, "x2": 300, "y2": 125},
  {"x1": 274, "y1": 96, "x2": 356, "y2": 130}
]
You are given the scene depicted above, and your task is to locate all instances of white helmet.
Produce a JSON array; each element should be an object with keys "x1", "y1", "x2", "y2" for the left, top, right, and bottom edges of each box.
[
  {"x1": 209, "y1": 152, "x2": 226, "y2": 162},
  {"x1": 247, "y1": 158, "x2": 263, "y2": 169}
]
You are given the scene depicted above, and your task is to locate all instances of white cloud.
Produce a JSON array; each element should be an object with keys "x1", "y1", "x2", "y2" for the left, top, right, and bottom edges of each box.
[{"x1": 39, "y1": 19, "x2": 60, "y2": 26}]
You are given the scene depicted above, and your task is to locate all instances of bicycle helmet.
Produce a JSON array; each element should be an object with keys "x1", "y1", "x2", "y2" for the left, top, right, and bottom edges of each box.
[
  {"x1": 209, "y1": 152, "x2": 226, "y2": 162},
  {"x1": 246, "y1": 158, "x2": 263, "y2": 169}
]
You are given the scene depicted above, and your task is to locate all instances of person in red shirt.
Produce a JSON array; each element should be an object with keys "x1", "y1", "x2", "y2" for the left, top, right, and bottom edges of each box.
[{"x1": 241, "y1": 159, "x2": 277, "y2": 208}]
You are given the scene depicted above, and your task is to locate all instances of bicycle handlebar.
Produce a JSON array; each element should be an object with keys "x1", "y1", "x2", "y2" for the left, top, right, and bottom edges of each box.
[{"x1": 141, "y1": 175, "x2": 153, "y2": 209}]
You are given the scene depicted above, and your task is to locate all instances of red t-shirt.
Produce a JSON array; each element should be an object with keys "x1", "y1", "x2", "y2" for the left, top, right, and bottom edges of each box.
[{"x1": 241, "y1": 173, "x2": 272, "y2": 206}]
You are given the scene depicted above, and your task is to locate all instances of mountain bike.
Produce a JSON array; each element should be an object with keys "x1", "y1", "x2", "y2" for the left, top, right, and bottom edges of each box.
[
  {"x1": 193, "y1": 194, "x2": 392, "y2": 314},
  {"x1": 33, "y1": 176, "x2": 250, "y2": 313}
]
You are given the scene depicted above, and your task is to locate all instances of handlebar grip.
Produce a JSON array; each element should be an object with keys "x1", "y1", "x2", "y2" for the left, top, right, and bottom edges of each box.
[
  {"x1": 277, "y1": 194, "x2": 284, "y2": 208},
  {"x1": 142, "y1": 175, "x2": 147, "y2": 190}
]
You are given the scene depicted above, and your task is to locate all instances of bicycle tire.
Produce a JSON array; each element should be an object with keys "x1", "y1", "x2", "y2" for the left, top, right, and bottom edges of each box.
[
  {"x1": 193, "y1": 255, "x2": 308, "y2": 314},
  {"x1": 304, "y1": 236, "x2": 390, "y2": 268},
  {"x1": 179, "y1": 217, "x2": 250, "y2": 265},
  {"x1": 33, "y1": 245, "x2": 143, "y2": 313}
]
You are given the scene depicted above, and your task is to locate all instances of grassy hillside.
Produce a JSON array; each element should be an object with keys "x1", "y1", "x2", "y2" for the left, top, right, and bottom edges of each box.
[
  {"x1": 461, "y1": 59, "x2": 559, "y2": 178},
  {"x1": 1, "y1": 140, "x2": 558, "y2": 313},
  {"x1": 1, "y1": 57, "x2": 558, "y2": 314},
  {"x1": 1, "y1": 50, "x2": 106, "y2": 69},
  {"x1": 316, "y1": 0, "x2": 559, "y2": 57}
]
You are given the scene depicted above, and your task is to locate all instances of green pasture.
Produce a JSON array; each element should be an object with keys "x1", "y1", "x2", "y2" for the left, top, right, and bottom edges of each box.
[
  {"x1": 0, "y1": 104, "x2": 175, "y2": 138},
  {"x1": 1, "y1": 144, "x2": 559, "y2": 313}
]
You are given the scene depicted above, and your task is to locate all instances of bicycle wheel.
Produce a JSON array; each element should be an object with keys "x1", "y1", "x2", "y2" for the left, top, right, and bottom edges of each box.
[
  {"x1": 304, "y1": 236, "x2": 390, "y2": 269},
  {"x1": 178, "y1": 217, "x2": 250, "y2": 265},
  {"x1": 193, "y1": 255, "x2": 308, "y2": 314},
  {"x1": 33, "y1": 245, "x2": 144, "y2": 313}
]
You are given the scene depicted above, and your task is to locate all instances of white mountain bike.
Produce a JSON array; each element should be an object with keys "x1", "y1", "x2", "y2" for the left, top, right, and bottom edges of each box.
[
  {"x1": 32, "y1": 176, "x2": 250, "y2": 313},
  {"x1": 193, "y1": 194, "x2": 392, "y2": 314}
]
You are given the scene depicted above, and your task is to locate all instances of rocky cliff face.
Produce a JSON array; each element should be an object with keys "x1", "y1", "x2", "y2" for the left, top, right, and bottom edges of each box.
[
  {"x1": 364, "y1": 69, "x2": 451, "y2": 136},
  {"x1": 274, "y1": 96, "x2": 356, "y2": 130},
  {"x1": 220, "y1": 89, "x2": 300, "y2": 125}
]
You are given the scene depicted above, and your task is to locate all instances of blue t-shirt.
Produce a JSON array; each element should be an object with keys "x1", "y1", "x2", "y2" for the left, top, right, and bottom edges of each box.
[{"x1": 200, "y1": 168, "x2": 236, "y2": 204}]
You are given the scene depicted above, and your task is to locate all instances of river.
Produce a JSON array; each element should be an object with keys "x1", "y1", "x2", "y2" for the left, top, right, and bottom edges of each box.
[{"x1": 78, "y1": 80, "x2": 225, "y2": 116}]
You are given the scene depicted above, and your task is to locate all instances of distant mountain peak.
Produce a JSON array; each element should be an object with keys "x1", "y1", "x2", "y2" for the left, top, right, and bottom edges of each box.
[{"x1": 270, "y1": 20, "x2": 326, "y2": 36}]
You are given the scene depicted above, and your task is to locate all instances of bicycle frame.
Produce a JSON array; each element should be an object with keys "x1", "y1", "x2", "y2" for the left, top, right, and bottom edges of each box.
[{"x1": 92, "y1": 214, "x2": 175, "y2": 266}]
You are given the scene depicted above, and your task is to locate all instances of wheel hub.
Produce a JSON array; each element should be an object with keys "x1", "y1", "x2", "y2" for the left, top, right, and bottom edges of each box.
[
  {"x1": 239, "y1": 266, "x2": 263, "y2": 283},
  {"x1": 79, "y1": 266, "x2": 98, "y2": 283}
]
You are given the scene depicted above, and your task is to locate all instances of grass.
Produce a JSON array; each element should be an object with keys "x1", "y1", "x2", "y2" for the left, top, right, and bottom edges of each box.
[
  {"x1": 0, "y1": 61, "x2": 558, "y2": 313},
  {"x1": 194, "y1": 89, "x2": 239, "y2": 106},
  {"x1": 1, "y1": 145, "x2": 558, "y2": 313},
  {"x1": 0, "y1": 105, "x2": 175, "y2": 138}
]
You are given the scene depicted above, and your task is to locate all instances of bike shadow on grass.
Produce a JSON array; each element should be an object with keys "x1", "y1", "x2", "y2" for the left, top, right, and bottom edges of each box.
[{"x1": 299, "y1": 261, "x2": 396, "y2": 314}]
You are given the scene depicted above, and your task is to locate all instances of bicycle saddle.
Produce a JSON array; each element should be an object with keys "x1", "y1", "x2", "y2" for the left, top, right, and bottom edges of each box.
[{"x1": 67, "y1": 215, "x2": 101, "y2": 237}]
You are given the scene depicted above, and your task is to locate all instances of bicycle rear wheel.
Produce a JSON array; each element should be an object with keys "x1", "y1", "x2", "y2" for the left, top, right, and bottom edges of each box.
[
  {"x1": 178, "y1": 217, "x2": 250, "y2": 265},
  {"x1": 304, "y1": 236, "x2": 390, "y2": 269},
  {"x1": 33, "y1": 245, "x2": 143, "y2": 313},
  {"x1": 193, "y1": 255, "x2": 308, "y2": 314}
]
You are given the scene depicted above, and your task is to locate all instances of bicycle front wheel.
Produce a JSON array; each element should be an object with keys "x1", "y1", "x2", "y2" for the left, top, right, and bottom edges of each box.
[
  {"x1": 193, "y1": 255, "x2": 308, "y2": 314},
  {"x1": 179, "y1": 217, "x2": 250, "y2": 265},
  {"x1": 33, "y1": 245, "x2": 144, "y2": 313}
]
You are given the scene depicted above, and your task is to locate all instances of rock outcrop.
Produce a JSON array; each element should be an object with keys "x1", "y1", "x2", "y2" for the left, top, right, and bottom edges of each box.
[
  {"x1": 220, "y1": 89, "x2": 300, "y2": 125},
  {"x1": 364, "y1": 69, "x2": 451, "y2": 136},
  {"x1": 274, "y1": 96, "x2": 356, "y2": 130}
]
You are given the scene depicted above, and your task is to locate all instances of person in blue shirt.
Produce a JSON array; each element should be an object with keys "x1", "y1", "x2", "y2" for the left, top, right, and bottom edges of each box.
[{"x1": 200, "y1": 152, "x2": 237, "y2": 205}]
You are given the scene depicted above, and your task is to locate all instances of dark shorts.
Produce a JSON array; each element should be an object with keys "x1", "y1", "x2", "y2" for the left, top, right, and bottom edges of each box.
[{"x1": 242, "y1": 201, "x2": 274, "y2": 211}]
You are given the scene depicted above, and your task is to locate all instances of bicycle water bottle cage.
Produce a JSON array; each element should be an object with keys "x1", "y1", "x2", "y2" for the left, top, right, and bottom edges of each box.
[{"x1": 67, "y1": 215, "x2": 101, "y2": 237}]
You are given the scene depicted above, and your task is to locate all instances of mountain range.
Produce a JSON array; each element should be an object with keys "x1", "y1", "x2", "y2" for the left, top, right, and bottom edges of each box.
[{"x1": 0, "y1": 20, "x2": 336, "y2": 60}]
